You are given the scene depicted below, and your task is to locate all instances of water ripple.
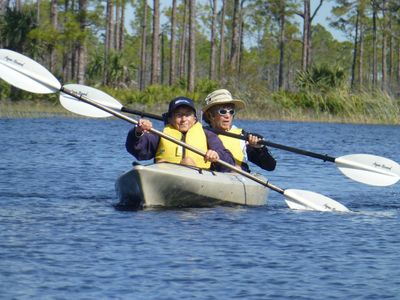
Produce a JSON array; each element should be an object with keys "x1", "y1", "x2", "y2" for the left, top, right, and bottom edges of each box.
[{"x1": 0, "y1": 119, "x2": 399, "y2": 299}]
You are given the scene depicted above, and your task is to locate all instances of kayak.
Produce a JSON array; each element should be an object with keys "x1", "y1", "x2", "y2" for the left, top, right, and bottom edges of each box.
[{"x1": 115, "y1": 162, "x2": 268, "y2": 209}]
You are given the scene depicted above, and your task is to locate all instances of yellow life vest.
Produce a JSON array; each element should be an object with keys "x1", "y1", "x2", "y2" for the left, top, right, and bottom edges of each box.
[
  {"x1": 218, "y1": 127, "x2": 245, "y2": 166},
  {"x1": 155, "y1": 122, "x2": 211, "y2": 168}
]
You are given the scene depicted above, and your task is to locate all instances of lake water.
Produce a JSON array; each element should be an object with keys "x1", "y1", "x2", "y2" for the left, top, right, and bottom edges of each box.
[{"x1": 0, "y1": 117, "x2": 399, "y2": 299}]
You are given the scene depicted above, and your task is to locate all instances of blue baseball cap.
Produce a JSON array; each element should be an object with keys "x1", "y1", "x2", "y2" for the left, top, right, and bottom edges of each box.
[{"x1": 167, "y1": 96, "x2": 196, "y2": 116}]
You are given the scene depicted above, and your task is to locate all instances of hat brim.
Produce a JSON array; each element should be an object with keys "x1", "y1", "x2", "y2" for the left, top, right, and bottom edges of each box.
[
  {"x1": 168, "y1": 104, "x2": 197, "y2": 116},
  {"x1": 202, "y1": 99, "x2": 246, "y2": 113}
]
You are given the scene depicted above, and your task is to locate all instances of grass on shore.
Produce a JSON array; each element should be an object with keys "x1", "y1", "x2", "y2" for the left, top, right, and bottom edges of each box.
[
  {"x1": 0, "y1": 100, "x2": 74, "y2": 118},
  {"x1": 1, "y1": 88, "x2": 399, "y2": 125},
  {"x1": 1, "y1": 99, "x2": 398, "y2": 125},
  {"x1": 238, "y1": 88, "x2": 400, "y2": 125}
]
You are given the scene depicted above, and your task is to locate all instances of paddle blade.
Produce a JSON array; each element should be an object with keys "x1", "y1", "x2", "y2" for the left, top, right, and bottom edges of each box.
[
  {"x1": 335, "y1": 154, "x2": 400, "y2": 186},
  {"x1": 60, "y1": 84, "x2": 123, "y2": 118},
  {"x1": 284, "y1": 189, "x2": 350, "y2": 212},
  {"x1": 0, "y1": 49, "x2": 61, "y2": 93}
]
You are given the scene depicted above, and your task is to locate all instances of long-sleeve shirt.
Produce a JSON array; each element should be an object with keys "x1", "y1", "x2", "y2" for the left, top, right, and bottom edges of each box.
[
  {"x1": 203, "y1": 126, "x2": 276, "y2": 173},
  {"x1": 125, "y1": 126, "x2": 235, "y2": 172},
  {"x1": 246, "y1": 144, "x2": 276, "y2": 172},
  {"x1": 238, "y1": 129, "x2": 276, "y2": 172}
]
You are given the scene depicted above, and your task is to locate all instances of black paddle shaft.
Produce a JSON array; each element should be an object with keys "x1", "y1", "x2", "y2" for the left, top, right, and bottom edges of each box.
[
  {"x1": 260, "y1": 140, "x2": 336, "y2": 162},
  {"x1": 208, "y1": 128, "x2": 336, "y2": 163},
  {"x1": 121, "y1": 107, "x2": 164, "y2": 121},
  {"x1": 119, "y1": 106, "x2": 336, "y2": 163}
]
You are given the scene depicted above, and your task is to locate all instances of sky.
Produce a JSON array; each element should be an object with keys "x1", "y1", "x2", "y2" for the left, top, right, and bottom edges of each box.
[{"x1": 311, "y1": 0, "x2": 347, "y2": 41}]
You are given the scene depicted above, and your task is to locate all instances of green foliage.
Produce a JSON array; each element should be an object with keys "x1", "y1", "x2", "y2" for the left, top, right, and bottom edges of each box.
[
  {"x1": 0, "y1": 6, "x2": 37, "y2": 53},
  {"x1": 99, "y1": 78, "x2": 219, "y2": 109},
  {"x1": 59, "y1": 11, "x2": 86, "y2": 42},
  {"x1": 311, "y1": 24, "x2": 352, "y2": 69},
  {"x1": 0, "y1": 84, "x2": 58, "y2": 103},
  {"x1": 27, "y1": 0, "x2": 58, "y2": 54},
  {"x1": 130, "y1": 85, "x2": 168, "y2": 105},
  {"x1": 86, "y1": 51, "x2": 137, "y2": 88},
  {"x1": 102, "y1": 84, "x2": 178, "y2": 106},
  {"x1": 269, "y1": 86, "x2": 399, "y2": 123},
  {"x1": 129, "y1": 0, "x2": 152, "y2": 36},
  {"x1": 0, "y1": 81, "x2": 11, "y2": 99},
  {"x1": 29, "y1": 26, "x2": 59, "y2": 46},
  {"x1": 193, "y1": 78, "x2": 220, "y2": 97},
  {"x1": 107, "y1": 51, "x2": 137, "y2": 88},
  {"x1": 0, "y1": 0, "x2": 399, "y2": 124},
  {"x1": 296, "y1": 64, "x2": 347, "y2": 92},
  {"x1": 271, "y1": 89, "x2": 352, "y2": 114},
  {"x1": 86, "y1": 51, "x2": 104, "y2": 84}
]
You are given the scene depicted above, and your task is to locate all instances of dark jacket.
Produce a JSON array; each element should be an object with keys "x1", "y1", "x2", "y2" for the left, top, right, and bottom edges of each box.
[
  {"x1": 203, "y1": 126, "x2": 276, "y2": 173},
  {"x1": 239, "y1": 129, "x2": 276, "y2": 172},
  {"x1": 125, "y1": 125, "x2": 235, "y2": 172},
  {"x1": 245, "y1": 143, "x2": 276, "y2": 172}
]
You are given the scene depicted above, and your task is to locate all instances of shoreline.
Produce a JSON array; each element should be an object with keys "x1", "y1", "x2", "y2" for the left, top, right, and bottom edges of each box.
[{"x1": 1, "y1": 101, "x2": 399, "y2": 125}]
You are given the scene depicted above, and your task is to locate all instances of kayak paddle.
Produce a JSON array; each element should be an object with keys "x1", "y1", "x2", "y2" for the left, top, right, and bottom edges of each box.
[
  {"x1": 205, "y1": 129, "x2": 400, "y2": 187},
  {"x1": 59, "y1": 84, "x2": 400, "y2": 187},
  {"x1": 0, "y1": 48, "x2": 350, "y2": 212}
]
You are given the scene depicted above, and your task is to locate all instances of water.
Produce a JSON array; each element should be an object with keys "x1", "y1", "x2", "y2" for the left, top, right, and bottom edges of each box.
[{"x1": 1, "y1": 117, "x2": 399, "y2": 299}]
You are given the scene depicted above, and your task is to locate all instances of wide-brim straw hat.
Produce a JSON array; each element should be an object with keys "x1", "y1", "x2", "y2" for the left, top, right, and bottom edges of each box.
[{"x1": 202, "y1": 89, "x2": 246, "y2": 113}]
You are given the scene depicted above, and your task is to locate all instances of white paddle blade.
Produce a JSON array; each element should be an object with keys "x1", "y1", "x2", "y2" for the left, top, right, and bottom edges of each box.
[
  {"x1": 60, "y1": 84, "x2": 123, "y2": 118},
  {"x1": 335, "y1": 154, "x2": 400, "y2": 186},
  {"x1": 0, "y1": 49, "x2": 61, "y2": 93},
  {"x1": 284, "y1": 189, "x2": 350, "y2": 212}
]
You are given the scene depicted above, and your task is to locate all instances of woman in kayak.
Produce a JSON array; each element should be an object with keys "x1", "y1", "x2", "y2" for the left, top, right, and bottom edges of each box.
[
  {"x1": 126, "y1": 96, "x2": 235, "y2": 172},
  {"x1": 202, "y1": 89, "x2": 276, "y2": 173}
]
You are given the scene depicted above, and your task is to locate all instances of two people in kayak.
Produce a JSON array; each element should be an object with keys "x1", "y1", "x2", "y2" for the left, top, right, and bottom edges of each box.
[
  {"x1": 125, "y1": 89, "x2": 276, "y2": 173},
  {"x1": 125, "y1": 96, "x2": 234, "y2": 172}
]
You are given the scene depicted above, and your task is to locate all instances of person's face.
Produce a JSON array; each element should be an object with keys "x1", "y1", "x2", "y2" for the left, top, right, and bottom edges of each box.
[
  {"x1": 209, "y1": 104, "x2": 235, "y2": 131},
  {"x1": 170, "y1": 106, "x2": 196, "y2": 133}
]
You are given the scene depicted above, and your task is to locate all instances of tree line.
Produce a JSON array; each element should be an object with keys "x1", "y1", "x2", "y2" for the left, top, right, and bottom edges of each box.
[{"x1": 0, "y1": 0, "x2": 399, "y2": 99}]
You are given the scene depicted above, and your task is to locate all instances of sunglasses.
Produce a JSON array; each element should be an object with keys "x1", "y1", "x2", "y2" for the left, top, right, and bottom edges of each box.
[{"x1": 217, "y1": 108, "x2": 235, "y2": 116}]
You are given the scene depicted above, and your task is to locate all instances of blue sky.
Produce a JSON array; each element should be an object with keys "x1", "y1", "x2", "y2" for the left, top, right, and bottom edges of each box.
[{"x1": 311, "y1": 0, "x2": 347, "y2": 41}]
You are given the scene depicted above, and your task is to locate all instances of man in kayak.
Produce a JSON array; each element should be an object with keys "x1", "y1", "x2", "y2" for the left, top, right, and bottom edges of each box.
[
  {"x1": 202, "y1": 89, "x2": 276, "y2": 173},
  {"x1": 126, "y1": 96, "x2": 235, "y2": 172}
]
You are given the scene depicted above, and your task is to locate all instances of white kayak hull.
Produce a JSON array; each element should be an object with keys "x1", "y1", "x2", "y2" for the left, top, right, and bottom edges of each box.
[{"x1": 115, "y1": 163, "x2": 268, "y2": 209}]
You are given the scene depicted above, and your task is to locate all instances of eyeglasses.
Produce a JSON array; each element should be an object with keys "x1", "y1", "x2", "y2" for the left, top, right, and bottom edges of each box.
[{"x1": 217, "y1": 108, "x2": 235, "y2": 116}]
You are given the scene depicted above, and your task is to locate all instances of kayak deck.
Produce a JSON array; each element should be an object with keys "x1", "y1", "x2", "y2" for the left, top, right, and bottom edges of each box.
[{"x1": 115, "y1": 163, "x2": 268, "y2": 209}]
